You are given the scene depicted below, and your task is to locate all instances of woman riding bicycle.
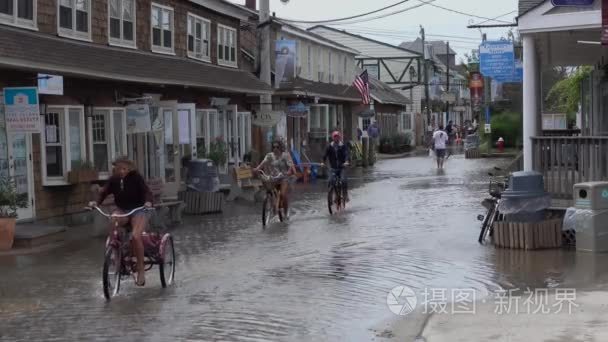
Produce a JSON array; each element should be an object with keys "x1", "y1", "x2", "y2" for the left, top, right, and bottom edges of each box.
[
  {"x1": 89, "y1": 157, "x2": 152, "y2": 286},
  {"x1": 254, "y1": 139, "x2": 296, "y2": 218}
]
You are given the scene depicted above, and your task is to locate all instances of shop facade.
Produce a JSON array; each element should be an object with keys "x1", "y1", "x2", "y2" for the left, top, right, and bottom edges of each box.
[{"x1": 0, "y1": 0, "x2": 270, "y2": 222}]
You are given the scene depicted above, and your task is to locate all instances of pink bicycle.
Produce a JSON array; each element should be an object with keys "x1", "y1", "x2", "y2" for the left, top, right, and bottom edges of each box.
[{"x1": 87, "y1": 206, "x2": 175, "y2": 300}]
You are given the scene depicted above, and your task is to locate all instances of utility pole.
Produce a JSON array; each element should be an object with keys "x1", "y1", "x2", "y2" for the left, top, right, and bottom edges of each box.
[
  {"x1": 259, "y1": 0, "x2": 273, "y2": 150},
  {"x1": 445, "y1": 41, "x2": 450, "y2": 127},
  {"x1": 420, "y1": 25, "x2": 431, "y2": 136}
]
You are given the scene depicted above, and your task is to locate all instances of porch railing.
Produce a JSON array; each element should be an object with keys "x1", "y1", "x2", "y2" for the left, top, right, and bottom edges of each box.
[{"x1": 531, "y1": 136, "x2": 608, "y2": 199}]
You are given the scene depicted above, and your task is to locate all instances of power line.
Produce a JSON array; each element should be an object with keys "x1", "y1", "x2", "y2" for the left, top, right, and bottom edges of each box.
[
  {"x1": 278, "y1": 0, "x2": 415, "y2": 24},
  {"x1": 307, "y1": 0, "x2": 436, "y2": 25},
  {"x1": 339, "y1": 27, "x2": 482, "y2": 43},
  {"x1": 417, "y1": 0, "x2": 513, "y2": 24},
  {"x1": 345, "y1": 29, "x2": 480, "y2": 46},
  {"x1": 473, "y1": 10, "x2": 517, "y2": 26}
]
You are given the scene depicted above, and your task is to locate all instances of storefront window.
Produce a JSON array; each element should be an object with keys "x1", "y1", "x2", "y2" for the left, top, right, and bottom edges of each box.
[
  {"x1": 163, "y1": 109, "x2": 175, "y2": 182},
  {"x1": 45, "y1": 111, "x2": 64, "y2": 177},
  {"x1": 90, "y1": 108, "x2": 127, "y2": 176}
]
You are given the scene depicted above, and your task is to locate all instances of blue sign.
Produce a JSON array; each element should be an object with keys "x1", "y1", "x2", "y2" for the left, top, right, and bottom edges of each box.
[
  {"x1": 286, "y1": 102, "x2": 309, "y2": 118},
  {"x1": 552, "y1": 0, "x2": 594, "y2": 6},
  {"x1": 485, "y1": 107, "x2": 491, "y2": 123},
  {"x1": 480, "y1": 41, "x2": 515, "y2": 79},
  {"x1": 493, "y1": 59, "x2": 523, "y2": 83},
  {"x1": 3, "y1": 87, "x2": 41, "y2": 133}
]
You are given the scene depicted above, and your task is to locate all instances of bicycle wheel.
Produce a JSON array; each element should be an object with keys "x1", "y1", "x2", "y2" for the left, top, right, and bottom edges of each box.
[
  {"x1": 483, "y1": 207, "x2": 499, "y2": 244},
  {"x1": 478, "y1": 206, "x2": 494, "y2": 244},
  {"x1": 102, "y1": 246, "x2": 122, "y2": 300},
  {"x1": 328, "y1": 186, "x2": 339, "y2": 215},
  {"x1": 159, "y1": 235, "x2": 175, "y2": 288},
  {"x1": 262, "y1": 194, "x2": 273, "y2": 226}
]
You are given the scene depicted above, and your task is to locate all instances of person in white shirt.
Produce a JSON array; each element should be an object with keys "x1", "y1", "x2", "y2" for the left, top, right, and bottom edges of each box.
[{"x1": 432, "y1": 125, "x2": 449, "y2": 169}]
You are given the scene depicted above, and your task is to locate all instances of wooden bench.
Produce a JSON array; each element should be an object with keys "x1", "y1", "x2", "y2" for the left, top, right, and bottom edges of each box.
[
  {"x1": 91, "y1": 178, "x2": 185, "y2": 231},
  {"x1": 226, "y1": 166, "x2": 263, "y2": 202}
]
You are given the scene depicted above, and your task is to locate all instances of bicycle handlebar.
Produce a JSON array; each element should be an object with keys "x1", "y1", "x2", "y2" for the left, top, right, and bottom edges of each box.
[{"x1": 85, "y1": 205, "x2": 154, "y2": 218}]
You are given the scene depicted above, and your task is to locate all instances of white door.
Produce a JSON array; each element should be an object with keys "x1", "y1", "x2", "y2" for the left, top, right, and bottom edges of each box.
[
  {"x1": 159, "y1": 101, "x2": 179, "y2": 197},
  {"x1": 7, "y1": 133, "x2": 34, "y2": 221},
  {"x1": 237, "y1": 112, "x2": 252, "y2": 161},
  {"x1": 176, "y1": 103, "x2": 196, "y2": 184},
  {"x1": 221, "y1": 105, "x2": 238, "y2": 164}
]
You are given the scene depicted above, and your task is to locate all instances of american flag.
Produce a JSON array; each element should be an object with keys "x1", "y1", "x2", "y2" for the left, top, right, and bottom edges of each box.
[{"x1": 353, "y1": 70, "x2": 371, "y2": 105}]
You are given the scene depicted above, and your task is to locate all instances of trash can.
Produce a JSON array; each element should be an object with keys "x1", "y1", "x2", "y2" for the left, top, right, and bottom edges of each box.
[
  {"x1": 185, "y1": 159, "x2": 220, "y2": 192},
  {"x1": 498, "y1": 171, "x2": 551, "y2": 222},
  {"x1": 563, "y1": 182, "x2": 608, "y2": 252}
]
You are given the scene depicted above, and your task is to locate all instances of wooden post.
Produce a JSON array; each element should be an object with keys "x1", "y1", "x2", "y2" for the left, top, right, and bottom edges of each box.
[{"x1": 362, "y1": 137, "x2": 369, "y2": 168}]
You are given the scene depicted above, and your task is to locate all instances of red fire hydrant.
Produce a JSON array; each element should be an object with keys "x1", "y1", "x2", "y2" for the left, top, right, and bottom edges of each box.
[{"x1": 497, "y1": 137, "x2": 505, "y2": 153}]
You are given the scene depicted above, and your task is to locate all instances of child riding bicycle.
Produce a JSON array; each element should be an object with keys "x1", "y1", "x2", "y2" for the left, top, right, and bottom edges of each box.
[{"x1": 89, "y1": 157, "x2": 152, "y2": 287}]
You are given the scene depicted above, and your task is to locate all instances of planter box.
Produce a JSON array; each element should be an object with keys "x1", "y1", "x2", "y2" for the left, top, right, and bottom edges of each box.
[
  {"x1": 465, "y1": 149, "x2": 481, "y2": 159},
  {"x1": 492, "y1": 219, "x2": 562, "y2": 250},
  {"x1": 178, "y1": 191, "x2": 225, "y2": 214},
  {"x1": 67, "y1": 169, "x2": 98, "y2": 184},
  {"x1": 0, "y1": 217, "x2": 16, "y2": 250}
]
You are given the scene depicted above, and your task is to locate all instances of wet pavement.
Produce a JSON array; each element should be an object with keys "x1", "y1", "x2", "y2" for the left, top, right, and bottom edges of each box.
[{"x1": 2, "y1": 155, "x2": 608, "y2": 342}]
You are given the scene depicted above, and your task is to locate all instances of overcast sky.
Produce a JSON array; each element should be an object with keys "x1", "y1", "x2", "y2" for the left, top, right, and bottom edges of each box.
[{"x1": 228, "y1": 0, "x2": 519, "y2": 62}]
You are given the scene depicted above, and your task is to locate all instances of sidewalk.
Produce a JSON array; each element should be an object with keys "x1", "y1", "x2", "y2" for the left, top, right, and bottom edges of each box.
[{"x1": 385, "y1": 290, "x2": 608, "y2": 342}]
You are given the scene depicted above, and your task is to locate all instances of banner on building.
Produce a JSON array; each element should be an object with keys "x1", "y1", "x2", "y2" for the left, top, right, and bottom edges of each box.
[
  {"x1": 603, "y1": 0, "x2": 608, "y2": 45},
  {"x1": 469, "y1": 72, "x2": 484, "y2": 111},
  {"x1": 275, "y1": 40, "x2": 296, "y2": 88},
  {"x1": 126, "y1": 104, "x2": 152, "y2": 134},
  {"x1": 3, "y1": 87, "x2": 40, "y2": 133},
  {"x1": 480, "y1": 41, "x2": 515, "y2": 78}
]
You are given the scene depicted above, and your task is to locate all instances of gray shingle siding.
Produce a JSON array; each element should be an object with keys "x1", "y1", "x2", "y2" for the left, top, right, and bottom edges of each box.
[{"x1": 519, "y1": 0, "x2": 546, "y2": 16}]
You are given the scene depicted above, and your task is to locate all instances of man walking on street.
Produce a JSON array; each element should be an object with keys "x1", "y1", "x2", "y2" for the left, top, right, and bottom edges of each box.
[{"x1": 432, "y1": 125, "x2": 449, "y2": 169}]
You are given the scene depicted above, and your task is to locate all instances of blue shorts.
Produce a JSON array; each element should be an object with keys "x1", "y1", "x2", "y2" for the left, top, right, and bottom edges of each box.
[{"x1": 435, "y1": 149, "x2": 446, "y2": 158}]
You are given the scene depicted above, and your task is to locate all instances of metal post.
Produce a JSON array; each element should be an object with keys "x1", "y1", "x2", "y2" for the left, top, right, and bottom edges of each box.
[
  {"x1": 421, "y1": 26, "x2": 431, "y2": 133},
  {"x1": 259, "y1": 0, "x2": 273, "y2": 152},
  {"x1": 445, "y1": 41, "x2": 450, "y2": 126}
]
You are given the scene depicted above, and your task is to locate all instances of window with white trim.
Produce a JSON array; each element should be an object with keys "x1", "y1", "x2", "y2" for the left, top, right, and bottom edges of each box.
[
  {"x1": 195, "y1": 109, "x2": 218, "y2": 158},
  {"x1": 187, "y1": 14, "x2": 210, "y2": 61},
  {"x1": 59, "y1": 0, "x2": 90, "y2": 39},
  {"x1": 151, "y1": 3, "x2": 173, "y2": 53},
  {"x1": 42, "y1": 106, "x2": 86, "y2": 184},
  {"x1": 89, "y1": 108, "x2": 127, "y2": 177},
  {"x1": 109, "y1": 0, "x2": 135, "y2": 47},
  {"x1": 401, "y1": 112, "x2": 412, "y2": 130},
  {"x1": 217, "y1": 24, "x2": 237, "y2": 67},
  {"x1": 0, "y1": 0, "x2": 35, "y2": 28}
]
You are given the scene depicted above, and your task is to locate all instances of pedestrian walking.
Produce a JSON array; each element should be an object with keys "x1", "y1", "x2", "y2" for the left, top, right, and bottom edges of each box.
[{"x1": 432, "y1": 125, "x2": 449, "y2": 169}]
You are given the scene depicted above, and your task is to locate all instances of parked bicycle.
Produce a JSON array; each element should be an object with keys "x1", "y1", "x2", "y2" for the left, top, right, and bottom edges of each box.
[
  {"x1": 86, "y1": 205, "x2": 175, "y2": 300},
  {"x1": 477, "y1": 167, "x2": 510, "y2": 244},
  {"x1": 258, "y1": 170, "x2": 289, "y2": 227}
]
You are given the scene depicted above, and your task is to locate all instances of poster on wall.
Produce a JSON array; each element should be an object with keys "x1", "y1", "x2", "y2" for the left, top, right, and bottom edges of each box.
[
  {"x1": 3, "y1": 87, "x2": 40, "y2": 133},
  {"x1": 275, "y1": 40, "x2": 296, "y2": 88},
  {"x1": 126, "y1": 104, "x2": 152, "y2": 134}
]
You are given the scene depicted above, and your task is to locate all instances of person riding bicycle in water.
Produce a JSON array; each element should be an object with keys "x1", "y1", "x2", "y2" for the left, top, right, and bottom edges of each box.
[
  {"x1": 89, "y1": 157, "x2": 152, "y2": 287},
  {"x1": 323, "y1": 131, "x2": 350, "y2": 202},
  {"x1": 254, "y1": 139, "x2": 296, "y2": 217}
]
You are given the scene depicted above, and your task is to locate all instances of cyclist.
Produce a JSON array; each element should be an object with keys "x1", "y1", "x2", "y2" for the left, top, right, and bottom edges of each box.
[
  {"x1": 89, "y1": 157, "x2": 152, "y2": 287},
  {"x1": 322, "y1": 131, "x2": 350, "y2": 202},
  {"x1": 254, "y1": 139, "x2": 296, "y2": 218}
]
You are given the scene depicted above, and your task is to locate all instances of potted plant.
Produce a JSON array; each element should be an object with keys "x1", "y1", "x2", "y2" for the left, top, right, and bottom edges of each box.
[
  {"x1": 67, "y1": 160, "x2": 98, "y2": 184},
  {"x1": 207, "y1": 137, "x2": 229, "y2": 169},
  {"x1": 0, "y1": 176, "x2": 28, "y2": 250}
]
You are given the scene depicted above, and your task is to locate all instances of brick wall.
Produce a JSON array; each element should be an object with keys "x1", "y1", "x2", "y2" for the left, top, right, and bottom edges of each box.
[{"x1": 36, "y1": 0, "x2": 242, "y2": 67}]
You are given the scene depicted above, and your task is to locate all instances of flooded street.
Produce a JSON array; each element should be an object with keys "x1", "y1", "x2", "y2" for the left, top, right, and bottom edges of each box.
[{"x1": 2, "y1": 155, "x2": 608, "y2": 342}]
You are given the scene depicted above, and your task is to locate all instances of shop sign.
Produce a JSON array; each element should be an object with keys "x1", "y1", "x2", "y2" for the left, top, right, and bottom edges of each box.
[
  {"x1": 286, "y1": 102, "x2": 309, "y2": 117},
  {"x1": 37, "y1": 74, "x2": 64, "y2": 95},
  {"x1": 485, "y1": 124, "x2": 492, "y2": 134},
  {"x1": 126, "y1": 104, "x2": 152, "y2": 134},
  {"x1": 3, "y1": 87, "x2": 40, "y2": 133},
  {"x1": 253, "y1": 110, "x2": 283, "y2": 127},
  {"x1": 552, "y1": 0, "x2": 594, "y2": 5},
  {"x1": 479, "y1": 41, "x2": 514, "y2": 79}
]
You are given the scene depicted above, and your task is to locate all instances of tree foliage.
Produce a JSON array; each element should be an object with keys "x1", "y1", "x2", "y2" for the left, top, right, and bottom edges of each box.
[{"x1": 545, "y1": 66, "x2": 593, "y2": 121}]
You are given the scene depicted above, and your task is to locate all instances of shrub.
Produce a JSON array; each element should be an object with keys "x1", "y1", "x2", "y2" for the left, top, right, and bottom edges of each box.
[{"x1": 489, "y1": 111, "x2": 522, "y2": 148}]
